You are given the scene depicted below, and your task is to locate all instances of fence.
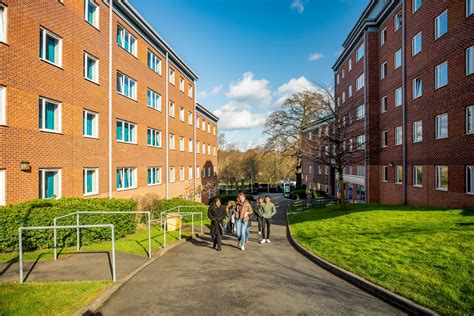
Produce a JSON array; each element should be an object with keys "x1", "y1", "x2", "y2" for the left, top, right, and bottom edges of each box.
[
  {"x1": 18, "y1": 224, "x2": 116, "y2": 283},
  {"x1": 159, "y1": 205, "x2": 207, "y2": 233}
]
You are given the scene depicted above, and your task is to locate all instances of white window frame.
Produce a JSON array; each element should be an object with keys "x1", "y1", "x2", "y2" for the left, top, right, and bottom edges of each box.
[
  {"x1": 40, "y1": 169, "x2": 62, "y2": 199},
  {"x1": 467, "y1": 105, "x2": 474, "y2": 134},
  {"x1": 116, "y1": 119, "x2": 137, "y2": 144},
  {"x1": 394, "y1": 49, "x2": 402, "y2": 70},
  {"x1": 412, "y1": 32, "x2": 422, "y2": 56},
  {"x1": 356, "y1": 104, "x2": 365, "y2": 120},
  {"x1": 84, "y1": 52, "x2": 99, "y2": 83},
  {"x1": 188, "y1": 166, "x2": 193, "y2": 180},
  {"x1": 395, "y1": 87, "x2": 402, "y2": 107},
  {"x1": 356, "y1": 73, "x2": 365, "y2": 91},
  {"x1": 413, "y1": 120, "x2": 422, "y2": 143},
  {"x1": 413, "y1": 0, "x2": 422, "y2": 13},
  {"x1": 435, "y1": 113, "x2": 448, "y2": 139},
  {"x1": 357, "y1": 134, "x2": 365, "y2": 150},
  {"x1": 39, "y1": 27, "x2": 62, "y2": 67},
  {"x1": 348, "y1": 85, "x2": 353, "y2": 98},
  {"x1": 188, "y1": 112, "x2": 193, "y2": 125},
  {"x1": 381, "y1": 27, "x2": 387, "y2": 46},
  {"x1": 395, "y1": 166, "x2": 403, "y2": 184},
  {"x1": 435, "y1": 61, "x2": 448, "y2": 89},
  {"x1": 116, "y1": 167, "x2": 137, "y2": 190},
  {"x1": 116, "y1": 72, "x2": 137, "y2": 100},
  {"x1": 196, "y1": 167, "x2": 200, "y2": 179},
  {"x1": 394, "y1": 12, "x2": 402, "y2": 32},
  {"x1": 356, "y1": 43, "x2": 365, "y2": 62},
  {"x1": 180, "y1": 136, "x2": 185, "y2": 152},
  {"x1": 197, "y1": 141, "x2": 200, "y2": 154},
  {"x1": 466, "y1": 165, "x2": 474, "y2": 195},
  {"x1": 147, "y1": 88, "x2": 162, "y2": 111},
  {"x1": 381, "y1": 166, "x2": 388, "y2": 182},
  {"x1": 169, "y1": 69, "x2": 175, "y2": 85},
  {"x1": 169, "y1": 167, "x2": 176, "y2": 183},
  {"x1": 413, "y1": 165, "x2": 423, "y2": 187},
  {"x1": 467, "y1": 46, "x2": 473, "y2": 76},
  {"x1": 180, "y1": 167, "x2": 185, "y2": 181},
  {"x1": 148, "y1": 167, "x2": 162, "y2": 186},
  {"x1": 83, "y1": 168, "x2": 99, "y2": 196},
  {"x1": 179, "y1": 78, "x2": 185, "y2": 92},
  {"x1": 395, "y1": 126, "x2": 403, "y2": 145},
  {"x1": 208, "y1": 167, "x2": 212, "y2": 177},
  {"x1": 147, "y1": 50, "x2": 162, "y2": 75},
  {"x1": 381, "y1": 130, "x2": 388, "y2": 148},
  {"x1": 468, "y1": 0, "x2": 474, "y2": 17},
  {"x1": 412, "y1": 77, "x2": 422, "y2": 99},
  {"x1": 169, "y1": 133, "x2": 175, "y2": 150},
  {"x1": 147, "y1": 128, "x2": 161, "y2": 148},
  {"x1": 381, "y1": 62, "x2": 387, "y2": 79},
  {"x1": 381, "y1": 96, "x2": 388, "y2": 113},
  {"x1": 0, "y1": 4, "x2": 7, "y2": 43},
  {"x1": 179, "y1": 107, "x2": 185, "y2": 122},
  {"x1": 213, "y1": 146, "x2": 216, "y2": 156},
  {"x1": 84, "y1": 0, "x2": 99, "y2": 29},
  {"x1": 435, "y1": 165, "x2": 448, "y2": 191},
  {"x1": 202, "y1": 142, "x2": 206, "y2": 154},
  {"x1": 0, "y1": 169, "x2": 4, "y2": 206},
  {"x1": 348, "y1": 58, "x2": 352, "y2": 71},
  {"x1": 117, "y1": 25, "x2": 137, "y2": 56},
  {"x1": 39, "y1": 97, "x2": 62, "y2": 133},
  {"x1": 83, "y1": 109, "x2": 98, "y2": 138},
  {"x1": 188, "y1": 138, "x2": 193, "y2": 152},
  {"x1": 0, "y1": 86, "x2": 6, "y2": 125},
  {"x1": 208, "y1": 144, "x2": 211, "y2": 155},
  {"x1": 169, "y1": 101, "x2": 175, "y2": 117},
  {"x1": 188, "y1": 85, "x2": 193, "y2": 98},
  {"x1": 435, "y1": 10, "x2": 448, "y2": 40}
]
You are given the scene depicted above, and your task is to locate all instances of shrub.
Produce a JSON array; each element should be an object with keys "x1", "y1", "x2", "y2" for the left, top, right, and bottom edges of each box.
[
  {"x1": 209, "y1": 194, "x2": 255, "y2": 205},
  {"x1": 289, "y1": 189, "x2": 328, "y2": 200},
  {"x1": 0, "y1": 198, "x2": 137, "y2": 252}
]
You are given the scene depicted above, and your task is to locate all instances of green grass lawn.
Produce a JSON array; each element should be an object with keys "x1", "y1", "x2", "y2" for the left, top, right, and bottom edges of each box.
[
  {"x1": 288, "y1": 204, "x2": 474, "y2": 315},
  {"x1": 0, "y1": 280, "x2": 111, "y2": 315}
]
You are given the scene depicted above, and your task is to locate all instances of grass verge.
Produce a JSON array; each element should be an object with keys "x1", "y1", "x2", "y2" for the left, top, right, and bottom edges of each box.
[{"x1": 288, "y1": 204, "x2": 474, "y2": 315}]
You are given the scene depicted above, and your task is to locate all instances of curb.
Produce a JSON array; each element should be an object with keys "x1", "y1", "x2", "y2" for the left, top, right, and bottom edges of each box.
[
  {"x1": 285, "y1": 207, "x2": 438, "y2": 316},
  {"x1": 77, "y1": 234, "x2": 197, "y2": 315}
]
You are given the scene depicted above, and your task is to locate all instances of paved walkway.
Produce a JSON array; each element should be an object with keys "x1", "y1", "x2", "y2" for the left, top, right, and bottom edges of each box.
[{"x1": 99, "y1": 194, "x2": 404, "y2": 315}]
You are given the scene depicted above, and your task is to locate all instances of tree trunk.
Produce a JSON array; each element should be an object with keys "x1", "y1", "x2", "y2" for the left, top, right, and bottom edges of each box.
[{"x1": 337, "y1": 170, "x2": 347, "y2": 211}]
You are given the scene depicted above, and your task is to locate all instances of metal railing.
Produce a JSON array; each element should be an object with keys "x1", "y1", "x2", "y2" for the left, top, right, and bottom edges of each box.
[
  {"x1": 18, "y1": 224, "x2": 116, "y2": 283},
  {"x1": 53, "y1": 211, "x2": 151, "y2": 260},
  {"x1": 150, "y1": 215, "x2": 181, "y2": 247},
  {"x1": 159, "y1": 205, "x2": 206, "y2": 233}
]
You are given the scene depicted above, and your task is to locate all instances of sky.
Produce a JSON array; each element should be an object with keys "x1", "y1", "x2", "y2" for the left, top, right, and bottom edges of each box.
[{"x1": 129, "y1": 0, "x2": 369, "y2": 149}]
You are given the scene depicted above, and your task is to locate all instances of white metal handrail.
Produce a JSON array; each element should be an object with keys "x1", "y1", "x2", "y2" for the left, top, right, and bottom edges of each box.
[
  {"x1": 150, "y1": 214, "x2": 182, "y2": 247},
  {"x1": 18, "y1": 224, "x2": 116, "y2": 283},
  {"x1": 53, "y1": 211, "x2": 151, "y2": 260},
  {"x1": 159, "y1": 205, "x2": 206, "y2": 233}
]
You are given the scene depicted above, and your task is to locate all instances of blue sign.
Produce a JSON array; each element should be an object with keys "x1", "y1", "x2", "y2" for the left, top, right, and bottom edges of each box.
[{"x1": 348, "y1": 184, "x2": 353, "y2": 200}]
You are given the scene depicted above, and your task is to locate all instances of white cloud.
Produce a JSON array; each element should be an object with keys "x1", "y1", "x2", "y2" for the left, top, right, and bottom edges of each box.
[
  {"x1": 308, "y1": 52, "x2": 324, "y2": 62},
  {"x1": 290, "y1": 0, "x2": 305, "y2": 14},
  {"x1": 227, "y1": 72, "x2": 272, "y2": 107},
  {"x1": 274, "y1": 76, "x2": 317, "y2": 107},
  {"x1": 214, "y1": 103, "x2": 267, "y2": 131},
  {"x1": 198, "y1": 85, "x2": 223, "y2": 98}
]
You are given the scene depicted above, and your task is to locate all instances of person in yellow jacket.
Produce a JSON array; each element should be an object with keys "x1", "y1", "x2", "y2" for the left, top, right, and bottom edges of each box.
[{"x1": 235, "y1": 192, "x2": 253, "y2": 250}]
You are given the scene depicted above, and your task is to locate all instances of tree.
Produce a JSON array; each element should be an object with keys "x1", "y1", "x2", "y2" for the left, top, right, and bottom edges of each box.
[
  {"x1": 241, "y1": 150, "x2": 260, "y2": 193},
  {"x1": 264, "y1": 91, "x2": 325, "y2": 187},
  {"x1": 302, "y1": 86, "x2": 367, "y2": 211}
]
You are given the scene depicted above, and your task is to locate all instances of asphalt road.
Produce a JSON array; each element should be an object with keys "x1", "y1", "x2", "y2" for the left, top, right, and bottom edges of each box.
[{"x1": 98, "y1": 194, "x2": 404, "y2": 315}]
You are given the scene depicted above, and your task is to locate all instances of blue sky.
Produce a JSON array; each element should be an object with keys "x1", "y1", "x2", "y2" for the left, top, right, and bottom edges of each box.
[{"x1": 130, "y1": 0, "x2": 369, "y2": 149}]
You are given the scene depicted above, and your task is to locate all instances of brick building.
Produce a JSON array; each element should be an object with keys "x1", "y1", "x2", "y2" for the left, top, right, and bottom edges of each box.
[
  {"x1": 0, "y1": 0, "x2": 218, "y2": 205},
  {"x1": 302, "y1": 0, "x2": 474, "y2": 208}
]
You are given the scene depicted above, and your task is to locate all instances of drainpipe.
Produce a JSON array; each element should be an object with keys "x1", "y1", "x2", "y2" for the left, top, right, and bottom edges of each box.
[
  {"x1": 108, "y1": 0, "x2": 113, "y2": 198},
  {"x1": 165, "y1": 52, "x2": 169, "y2": 199},
  {"x1": 401, "y1": 0, "x2": 407, "y2": 205},
  {"x1": 193, "y1": 81, "x2": 197, "y2": 200}
]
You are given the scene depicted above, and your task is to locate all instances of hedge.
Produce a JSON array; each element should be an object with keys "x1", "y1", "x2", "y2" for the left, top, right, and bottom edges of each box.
[
  {"x1": 289, "y1": 189, "x2": 328, "y2": 200},
  {"x1": 0, "y1": 198, "x2": 137, "y2": 253}
]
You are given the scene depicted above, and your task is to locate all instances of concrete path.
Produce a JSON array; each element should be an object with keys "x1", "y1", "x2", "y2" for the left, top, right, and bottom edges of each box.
[{"x1": 98, "y1": 194, "x2": 404, "y2": 315}]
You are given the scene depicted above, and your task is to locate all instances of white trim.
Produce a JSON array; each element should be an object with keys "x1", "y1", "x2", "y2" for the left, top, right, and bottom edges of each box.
[
  {"x1": 413, "y1": 165, "x2": 423, "y2": 187},
  {"x1": 83, "y1": 109, "x2": 99, "y2": 138},
  {"x1": 116, "y1": 119, "x2": 137, "y2": 144},
  {"x1": 435, "y1": 165, "x2": 448, "y2": 191},
  {"x1": 0, "y1": 4, "x2": 7, "y2": 44},
  {"x1": 466, "y1": 165, "x2": 474, "y2": 195},
  {"x1": 39, "y1": 97, "x2": 62, "y2": 133},
  {"x1": 116, "y1": 71, "x2": 137, "y2": 100},
  {"x1": 116, "y1": 167, "x2": 137, "y2": 191},
  {"x1": 412, "y1": 32, "x2": 422, "y2": 56},
  {"x1": 84, "y1": 52, "x2": 99, "y2": 83},
  {"x1": 84, "y1": 0, "x2": 100, "y2": 29},
  {"x1": 466, "y1": 105, "x2": 474, "y2": 134},
  {"x1": 435, "y1": 9, "x2": 448, "y2": 40},
  {"x1": 116, "y1": 24, "x2": 137, "y2": 56},
  {"x1": 40, "y1": 169, "x2": 62, "y2": 199},
  {"x1": 39, "y1": 27, "x2": 63, "y2": 67},
  {"x1": 83, "y1": 168, "x2": 99, "y2": 196},
  {"x1": 0, "y1": 86, "x2": 6, "y2": 125},
  {"x1": 0, "y1": 169, "x2": 5, "y2": 206}
]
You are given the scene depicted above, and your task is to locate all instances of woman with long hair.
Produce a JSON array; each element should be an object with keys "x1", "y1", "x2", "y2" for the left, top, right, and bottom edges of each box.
[
  {"x1": 208, "y1": 198, "x2": 227, "y2": 251},
  {"x1": 235, "y1": 192, "x2": 253, "y2": 250}
]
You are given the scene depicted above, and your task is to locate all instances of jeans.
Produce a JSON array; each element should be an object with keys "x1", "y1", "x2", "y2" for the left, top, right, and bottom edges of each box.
[
  {"x1": 236, "y1": 219, "x2": 248, "y2": 247},
  {"x1": 262, "y1": 218, "x2": 271, "y2": 239}
]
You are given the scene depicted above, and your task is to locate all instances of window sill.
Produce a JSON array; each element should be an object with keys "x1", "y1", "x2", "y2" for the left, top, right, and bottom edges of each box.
[
  {"x1": 116, "y1": 91, "x2": 137, "y2": 102},
  {"x1": 0, "y1": 41, "x2": 8, "y2": 47},
  {"x1": 117, "y1": 187, "x2": 137, "y2": 192},
  {"x1": 83, "y1": 192, "x2": 99, "y2": 197},
  {"x1": 83, "y1": 135, "x2": 99, "y2": 140},
  {"x1": 39, "y1": 128, "x2": 63, "y2": 135},
  {"x1": 435, "y1": 188, "x2": 448, "y2": 192},
  {"x1": 84, "y1": 77, "x2": 100, "y2": 86},
  {"x1": 147, "y1": 106, "x2": 162, "y2": 113},
  {"x1": 465, "y1": 192, "x2": 474, "y2": 196},
  {"x1": 395, "y1": 182, "x2": 403, "y2": 185},
  {"x1": 117, "y1": 140, "x2": 137, "y2": 145},
  {"x1": 147, "y1": 145, "x2": 162, "y2": 148},
  {"x1": 117, "y1": 45, "x2": 138, "y2": 59},
  {"x1": 413, "y1": 140, "x2": 422, "y2": 144},
  {"x1": 85, "y1": 20, "x2": 100, "y2": 31},
  {"x1": 148, "y1": 183, "x2": 162, "y2": 187},
  {"x1": 413, "y1": 185, "x2": 423, "y2": 188},
  {"x1": 435, "y1": 137, "x2": 448, "y2": 140},
  {"x1": 40, "y1": 58, "x2": 63, "y2": 69}
]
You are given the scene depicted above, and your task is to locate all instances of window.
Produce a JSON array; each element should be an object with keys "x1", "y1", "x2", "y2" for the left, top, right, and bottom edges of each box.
[
  {"x1": 395, "y1": 126, "x2": 403, "y2": 145},
  {"x1": 148, "y1": 167, "x2": 161, "y2": 185},
  {"x1": 413, "y1": 121, "x2": 422, "y2": 143},
  {"x1": 395, "y1": 166, "x2": 403, "y2": 184},
  {"x1": 83, "y1": 168, "x2": 98, "y2": 195},
  {"x1": 0, "y1": 169, "x2": 4, "y2": 206},
  {"x1": 213, "y1": 146, "x2": 216, "y2": 156},
  {"x1": 381, "y1": 166, "x2": 388, "y2": 182},
  {"x1": 336, "y1": 74, "x2": 340, "y2": 85},
  {"x1": 468, "y1": 0, "x2": 474, "y2": 17},
  {"x1": 188, "y1": 166, "x2": 193, "y2": 180},
  {"x1": 435, "y1": 61, "x2": 448, "y2": 89},
  {"x1": 147, "y1": 89, "x2": 162, "y2": 111},
  {"x1": 381, "y1": 131, "x2": 388, "y2": 148},
  {"x1": 147, "y1": 50, "x2": 161, "y2": 75},
  {"x1": 435, "y1": 166, "x2": 448, "y2": 190},
  {"x1": 413, "y1": 0, "x2": 422, "y2": 13},
  {"x1": 381, "y1": 96, "x2": 388, "y2": 113},
  {"x1": 169, "y1": 69, "x2": 175, "y2": 85},
  {"x1": 412, "y1": 77, "x2": 422, "y2": 99},
  {"x1": 196, "y1": 117, "x2": 200, "y2": 127},
  {"x1": 40, "y1": 169, "x2": 61, "y2": 199},
  {"x1": 116, "y1": 72, "x2": 136, "y2": 99},
  {"x1": 356, "y1": 73, "x2": 365, "y2": 91},
  {"x1": 337, "y1": 97, "x2": 340, "y2": 107},
  {"x1": 116, "y1": 167, "x2": 136, "y2": 190},
  {"x1": 467, "y1": 106, "x2": 474, "y2": 134},
  {"x1": 179, "y1": 107, "x2": 185, "y2": 122},
  {"x1": 394, "y1": 12, "x2": 402, "y2": 32},
  {"x1": 147, "y1": 128, "x2": 161, "y2": 147},
  {"x1": 188, "y1": 138, "x2": 193, "y2": 152},
  {"x1": 413, "y1": 165, "x2": 423, "y2": 187},
  {"x1": 357, "y1": 165, "x2": 365, "y2": 177},
  {"x1": 436, "y1": 113, "x2": 448, "y2": 139},
  {"x1": 197, "y1": 141, "x2": 200, "y2": 153},
  {"x1": 395, "y1": 87, "x2": 402, "y2": 107},
  {"x1": 188, "y1": 112, "x2": 193, "y2": 125},
  {"x1": 180, "y1": 167, "x2": 185, "y2": 181},
  {"x1": 169, "y1": 167, "x2": 175, "y2": 183},
  {"x1": 348, "y1": 59, "x2": 352, "y2": 71},
  {"x1": 39, "y1": 28, "x2": 62, "y2": 66},
  {"x1": 356, "y1": 44, "x2": 365, "y2": 62},
  {"x1": 342, "y1": 92, "x2": 346, "y2": 104},
  {"x1": 213, "y1": 126, "x2": 216, "y2": 135},
  {"x1": 179, "y1": 78, "x2": 184, "y2": 92},
  {"x1": 0, "y1": 5, "x2": 6, "y2": 43},
  {"x1": 435, "y1": 10, "x2": 448, "y2": 39},
  {"x1": 381, "y1": 62, "x2": 387, "y2": 79},
  {"x1": 348, "y1": 85, "x2": 353, "y2": 98},
  {"x1": 196, "y1": 167, "x2": 200, "y2": 179},
  {"x1": 0, "y1": 86, "x2": 5, "y2": 125},
  {"x1": 170, "y1": 101, "x2": 174, "y2": 117},
  {"x1": 394, "y1": 49, "x2": 402, "y2": 69},
  {"x1": 169, "y1": 134, "x2": 175, "y2": 150},
  {"x1": 357, "y1": 134, "x2": 365, "y2": 150},
  {"x1": 202, "y1": 142, "x2": 206, "y2": 154},
  {"x1": 208, "y1": 144, "x2": 211, "y2": 155},
  {"x1": 381, "y1": 27, "x2": 387, "y2": 46},
  {"x1": 117, "y1": 25, "x2": 136, "y2": 55},
  {"x1": 83, "y1": 110, "x2": 98, "y2": 138},
  {"x1": 412, "y1": 32, "x2": 422, "y2": 56},
  {"x1": 85, "y1": 0, "x2": 99, "y2": 28},
  {"x1": 39, "y1": 97, "x2": 61, "y2": 133},
  {"x1": 342, "y1": 68, "x2": 345, "y2": 79},
  {"x1": 208, "y1": 167, "x2": 212, "y2": 177},
  {"x1": 356, "y1": 104, "x2": 365, "y2": 120},
  {"x1": 202, "y1": 167, "x2": 206, "y2": 178},
  {"x1": 116, "y1": 119, "x2": 136, "y2": 143},
  {"x1": 466, "y1": 166, "x2": 474, "y2": 194},
  {"x1": 467, "y1": 47, "x2": 473, "y2": 76},
  {"x1": 84, "y1": 52, "x2": 98, "y2": 83},
  {"x1": 188, "y1": 85, "x2": 193, "y2": 98},
  {"x1": 180, "y1": 136, "x2": 185, "y2": 151},
  {"x1": 202, "y1": 120, "x2": 205, "y2": 130}
]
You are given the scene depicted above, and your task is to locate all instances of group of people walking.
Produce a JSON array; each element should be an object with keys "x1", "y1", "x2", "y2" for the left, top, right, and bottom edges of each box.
[{"x1": 207, "y1": 192, "x2": 277, "y2": 251}]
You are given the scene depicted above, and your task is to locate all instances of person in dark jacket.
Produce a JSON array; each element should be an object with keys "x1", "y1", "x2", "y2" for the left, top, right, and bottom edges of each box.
[{"x1": 208, "y1": 198, "x2": 227, "y2": 251}]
